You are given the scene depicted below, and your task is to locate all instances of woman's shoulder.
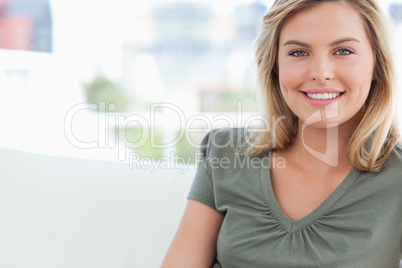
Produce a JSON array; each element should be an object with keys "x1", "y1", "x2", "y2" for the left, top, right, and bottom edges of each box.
[
  {"x1": 393, "y1": 144, "x2": 402, "y2": 154},
  {"x1": 200, "y1": 127, "x2": 256, "y2": 157},
  {"x1": 379, "y1": 144, "x2": 402, "y2": 174},
  {"x1": 389, "y1": 144, "x2": 402, "y2": 162},
  {"x1": 204, "y1": 127, "x2": 246, "y2": 144}
]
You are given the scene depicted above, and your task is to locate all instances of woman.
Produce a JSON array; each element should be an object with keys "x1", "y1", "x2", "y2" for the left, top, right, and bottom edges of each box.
[{"x1": 162, "y1": 0, "x2": 402, "y2": 267}]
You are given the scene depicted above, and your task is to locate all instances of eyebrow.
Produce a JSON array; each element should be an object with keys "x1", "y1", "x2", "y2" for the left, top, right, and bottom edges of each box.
[
  {"x1": 330, "y1": 37, "x2": 360, "y2": 46},
  {"x1": 283, "y1": 37, "x2": 360, "y2": 47}
]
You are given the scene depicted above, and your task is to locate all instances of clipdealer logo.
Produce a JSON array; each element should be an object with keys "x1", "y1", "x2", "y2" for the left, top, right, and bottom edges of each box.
[
  {"x1": 63, "y1": 101, "x2": 340, "y2": 169},
  {"x1": 63, "y1": 102, "x2": 270, "y2": 162}
]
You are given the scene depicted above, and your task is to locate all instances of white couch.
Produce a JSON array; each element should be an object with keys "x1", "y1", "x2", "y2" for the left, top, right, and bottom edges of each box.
[{"x1": 0, "y1": 148, "x2": 195, "y2": 268}]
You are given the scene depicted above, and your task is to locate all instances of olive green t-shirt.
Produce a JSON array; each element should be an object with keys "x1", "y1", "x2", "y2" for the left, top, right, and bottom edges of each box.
[{"x1": 188, "y1": 128, "x2": 402, "y2": 268}]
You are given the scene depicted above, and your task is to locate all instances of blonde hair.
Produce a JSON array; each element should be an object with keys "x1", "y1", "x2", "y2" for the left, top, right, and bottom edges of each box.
[{"x1": 248, "y1": 0, "x2": 400, "y2": 172}]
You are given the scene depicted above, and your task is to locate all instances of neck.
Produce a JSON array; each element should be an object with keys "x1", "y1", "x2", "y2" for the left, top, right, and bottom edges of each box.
[{"x1": 284, "y1": 113, "x2": 362, "y2": 171}]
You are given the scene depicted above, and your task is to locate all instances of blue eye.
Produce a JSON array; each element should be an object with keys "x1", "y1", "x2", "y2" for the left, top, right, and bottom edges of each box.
[
  {"x1": 335, "y1": 49, "x2": 352, "y2": 55},
  {"x1": 290, "y1": 50, "x2": 308, "y2": 57}
]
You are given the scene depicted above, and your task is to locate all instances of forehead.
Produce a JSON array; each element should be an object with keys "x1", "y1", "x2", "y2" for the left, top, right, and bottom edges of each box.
[{"x1": 279, "y1": 1, "x2": 369, "y2": 44}]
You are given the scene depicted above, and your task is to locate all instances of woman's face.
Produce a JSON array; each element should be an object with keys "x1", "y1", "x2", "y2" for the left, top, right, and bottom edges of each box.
[{"x1": 277, "y1": 1, "x2": 375, "y2": 128}]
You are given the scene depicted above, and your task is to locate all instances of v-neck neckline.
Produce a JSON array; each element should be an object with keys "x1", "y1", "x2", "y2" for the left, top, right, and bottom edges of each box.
[{"x1": 259, "y1": 151, "x2": 360, "y2": 233}]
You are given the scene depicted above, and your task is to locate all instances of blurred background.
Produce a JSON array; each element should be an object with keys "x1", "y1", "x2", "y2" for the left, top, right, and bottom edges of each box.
[{"x1": 0, "y1": 0, "x2": 401, "y2": 163}]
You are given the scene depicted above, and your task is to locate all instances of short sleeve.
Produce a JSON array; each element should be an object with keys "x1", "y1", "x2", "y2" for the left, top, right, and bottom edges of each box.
[{"x1": 187, "y1": 131, "x2": 217, "y2": 211}]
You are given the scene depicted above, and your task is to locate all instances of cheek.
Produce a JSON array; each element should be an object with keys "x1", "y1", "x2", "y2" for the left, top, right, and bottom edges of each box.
[
  {"x1": 343, "y1": 54, "x2": 375, "y2": 82},
  {"x1": 338, "y1": 62, "x2": 374, "y2": 94},
  {"x1": 278, "y1": 61, "x2": 306, "y2": 92}
]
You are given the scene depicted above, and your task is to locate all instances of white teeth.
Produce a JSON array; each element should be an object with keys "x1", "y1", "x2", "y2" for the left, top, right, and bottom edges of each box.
[{"x1": 307, "y1": 92, "x2": 341, "y2": 100}]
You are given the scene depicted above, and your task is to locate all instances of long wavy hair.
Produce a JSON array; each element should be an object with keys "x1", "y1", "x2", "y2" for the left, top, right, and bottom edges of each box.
[{"x1": 247, "y1": 0, "x2": 400, "y2": 172}]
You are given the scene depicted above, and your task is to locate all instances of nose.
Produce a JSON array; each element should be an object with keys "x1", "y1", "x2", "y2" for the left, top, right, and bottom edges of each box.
[{"x1": 309, "y1": 56, "x2": 335, "y2": 82}]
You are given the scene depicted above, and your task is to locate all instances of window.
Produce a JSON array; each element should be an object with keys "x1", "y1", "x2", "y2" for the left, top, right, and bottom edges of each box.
[{"x1": 1, "y1": 0, "x2": 402, "y2": 164}]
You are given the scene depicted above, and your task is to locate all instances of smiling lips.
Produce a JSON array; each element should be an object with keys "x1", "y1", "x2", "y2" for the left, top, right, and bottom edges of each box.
[{"x1": 300, "y1": 90, "x2": 345, "y2": 107}]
